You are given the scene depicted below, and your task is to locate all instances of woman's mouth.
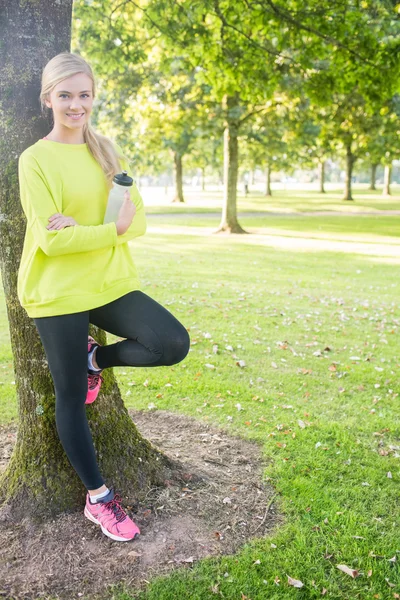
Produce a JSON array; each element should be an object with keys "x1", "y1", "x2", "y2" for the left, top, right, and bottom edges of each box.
[{"x1": 67, "y1": 113, "x2": 84, "y2": 120}]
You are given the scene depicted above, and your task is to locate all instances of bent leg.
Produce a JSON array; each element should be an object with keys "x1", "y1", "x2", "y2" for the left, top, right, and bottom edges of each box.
[
  {"x1": 89, "y1": 290, "x2": 190, "y2": 369},
  {"x1": 34, "y1": 312, "x2": 105, "y2": 490}
]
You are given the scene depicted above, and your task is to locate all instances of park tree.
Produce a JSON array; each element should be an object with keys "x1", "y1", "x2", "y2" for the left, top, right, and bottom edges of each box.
[
  {"x1": 286, "y1": 99, "x2": 335, "y2": 194},
  {"x1": 241, "y1": 99, "x2": 294, "y2": 197},
  {"x1": 0, "y1": 0, "x2": 173, "y2": 519},
  {"x1": 301, "y1": 0, "x2": 399, "y2": 200},
  {"x1": 184, "y1": 127, "x2": 224, "y2": 192},
  {"x1": 75, "y1": 0, "x2": 400, "y2": 229},
  {"x1": 73, "y1": 4, "x2": 223, "y2": 203},
  {"x1": 362, "y1": 97, "x2": 400, "y2": 196}
]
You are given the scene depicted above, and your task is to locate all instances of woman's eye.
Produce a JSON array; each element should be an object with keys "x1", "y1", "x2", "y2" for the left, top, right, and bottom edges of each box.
[{"x1": 59, "y1": 94, "x2": 89, "y2": 98}]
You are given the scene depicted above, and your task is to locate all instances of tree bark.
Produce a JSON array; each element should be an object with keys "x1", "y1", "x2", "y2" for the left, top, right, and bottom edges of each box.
[
  {"x1": 249, "y1": 169, "x2": 255, "y2": 187},
  {"x1": 201, "y1": 166, "x2": 206, "y2": 191},
  {"x1": 369, "y1": 163, "x2": 378, "y2": 190},
  {"x1": 343, "y1": 144, "x2": 355, "y2": 201},
  {"x1": 216, "y1": 93, "x2": 246, "y2": 234},
  {"x1": 0, "y1": 0, "x2": 171, "y2": 520},
  {"x1": 265, "y1": 165, "x2": 272, "y2": 196},
  {"x1": 318, "y1": 160, "x2": 325, "y2": 193},
  {"x1": 171, "y1": 152, "x2": 184, "y2": 202},
  {"x1": 383, "y1": 163, "x2": 392, "y2": 196}
]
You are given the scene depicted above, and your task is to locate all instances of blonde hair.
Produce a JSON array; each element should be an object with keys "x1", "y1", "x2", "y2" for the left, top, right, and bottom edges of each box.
[{"x1": 40, "y1": 52, "x2": 125, "y2": 188}]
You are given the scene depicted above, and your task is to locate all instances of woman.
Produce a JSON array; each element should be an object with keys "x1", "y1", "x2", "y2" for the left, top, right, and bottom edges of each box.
[{"x1": 17, "y1": 52, "x2": 190, "y2": 542}]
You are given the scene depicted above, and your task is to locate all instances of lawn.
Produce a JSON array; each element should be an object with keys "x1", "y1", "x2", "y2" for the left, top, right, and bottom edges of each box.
[
  {"x1": 142, "y1": 184, "x2": 400, "y2": 215},
  {"x1": 0, "y1": 190, "x2": 399, "y2": 599}
]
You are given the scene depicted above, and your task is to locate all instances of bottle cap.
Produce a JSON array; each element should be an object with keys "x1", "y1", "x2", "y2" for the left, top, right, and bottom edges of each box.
[{"x1": 113, "y1": 170, "x2": 133, "y2": 187}]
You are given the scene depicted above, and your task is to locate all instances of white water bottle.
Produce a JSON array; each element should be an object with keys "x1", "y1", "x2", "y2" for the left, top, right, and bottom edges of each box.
[{"x1": 103, "y1": 170, "x2": 133, "y2": 224}]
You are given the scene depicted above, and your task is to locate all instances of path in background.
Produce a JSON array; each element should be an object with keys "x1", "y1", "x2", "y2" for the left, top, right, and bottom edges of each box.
[{"x1": 147, "y1": 210, "x2": 400, "y2": 217}]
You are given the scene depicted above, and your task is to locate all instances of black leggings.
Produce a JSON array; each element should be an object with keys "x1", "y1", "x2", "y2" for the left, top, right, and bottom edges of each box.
[{"x1": 34, "y1": 290, "x2": 190, "y2": 490}]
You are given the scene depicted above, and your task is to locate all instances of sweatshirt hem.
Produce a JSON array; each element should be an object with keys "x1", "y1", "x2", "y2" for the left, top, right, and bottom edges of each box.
[{"x1": 23, "y1": 279, "x2": 142, "y2": 318}]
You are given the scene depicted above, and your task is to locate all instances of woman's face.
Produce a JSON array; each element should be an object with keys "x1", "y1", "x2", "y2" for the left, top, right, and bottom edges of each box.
[{"x1": 45, "y1": 72, "x2": 94, "y2": 130}]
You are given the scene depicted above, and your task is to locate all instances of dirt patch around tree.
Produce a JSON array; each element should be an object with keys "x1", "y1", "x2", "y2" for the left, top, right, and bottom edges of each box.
[{"x1": 0, "y1": 409, "x2": 280, "y2": 600}]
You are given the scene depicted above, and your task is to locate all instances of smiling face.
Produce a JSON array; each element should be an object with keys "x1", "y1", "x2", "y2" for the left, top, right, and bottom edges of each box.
[{"x1": 44, "y1": 72, "x2": 94, "y2": 132}]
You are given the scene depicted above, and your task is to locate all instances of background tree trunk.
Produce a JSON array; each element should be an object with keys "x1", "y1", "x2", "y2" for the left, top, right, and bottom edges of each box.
[
  {"x1": 265, "y1": 165, "x2": 272, "y2": 196},
  {"x1": 249, "y1": 169, "x2": 255, "y2": 187},
  {"x1": 201, "y1": 166, "x2": 206, "y2": 191},
  {"x1": 0, "y1": 0, "x2": 171, "y2": 520},
  {"x1": 343, "y1": 144, "x2": 355, "y2": 201},
  {"x1": 216, "y1": 93, "x2": 246, "y2": 233},
  {"x1": 369, "y1": 163, "x2": 378, "y2": 190},
  {"x1": 171, "y1": 152, "x2": 184, "y2": 202},
  {"x1": 383, "y1": 163, "x2": 392, "y2": 196},
  {"x1": 318, "y1": 160, "x2": 325, "y2": 193}
]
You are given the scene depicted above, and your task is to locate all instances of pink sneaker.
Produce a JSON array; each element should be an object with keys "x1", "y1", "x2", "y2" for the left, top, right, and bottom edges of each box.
[
  {"x1": 86, "y1": 336, "x2": 103, "y2": 405},
  {"x1": 84, "y1": 488, "x2": 140, "y2": 541}
]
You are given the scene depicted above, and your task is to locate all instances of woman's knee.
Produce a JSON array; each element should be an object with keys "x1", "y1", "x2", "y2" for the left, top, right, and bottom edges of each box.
[{"x1": 163, "y1": 327, "x2": 190, "y2": 366}]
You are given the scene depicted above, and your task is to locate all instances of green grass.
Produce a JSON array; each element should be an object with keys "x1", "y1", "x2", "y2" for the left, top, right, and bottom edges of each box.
[
  {"x1": 149, "y1": 214, "x2": 400, "y2": 244},
  {"x1": 144, "y1": 184, "x2": 400, "y2": 215},
  {"x1": 1, "y1": 192, "x2": 400, "y2": 599}
]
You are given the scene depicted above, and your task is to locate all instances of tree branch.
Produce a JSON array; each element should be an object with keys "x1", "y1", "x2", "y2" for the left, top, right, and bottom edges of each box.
[
  {"x1": 213, "y1": 0, "x2": 300, "y2": 66},
  {"x1": 262, "y1": 0, "x2": 378, "y2": 67}
]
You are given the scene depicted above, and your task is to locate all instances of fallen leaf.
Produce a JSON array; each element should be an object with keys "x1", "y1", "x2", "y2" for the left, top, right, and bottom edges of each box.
[
  {"x1": 387, "y1": 471, "x2": 393, "y2": 479},
  {"x1": 127, "y1": 550, "x2": 142, "y2": 559},
  {"x1": 336, "y1": 564, "x2": 359, "y2": 578},
  {"x1": 322, "y1": 588, "x2": 327, "y2": 595},
  {"x1": 271, "y1": 361, "x2": 278, "y2": 369},
  {"x1": 298, "y1": 419, "x2": 306, "y2": 429},
  {"x1": 236, "y1": 360, "x2": 246, "y2": 368},
  {"x1": 183, "y1": 556, "x2": 194, "y2": 563},
  {"x1": 287, "y1": 576, "x2": 304, "y2": 588},
  {"x1": 205, "y1": 363, "x2": 216, "y2": 369}
]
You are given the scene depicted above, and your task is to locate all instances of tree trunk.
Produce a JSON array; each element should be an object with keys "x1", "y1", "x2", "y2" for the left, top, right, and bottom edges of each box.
[
  {"x1": 369, "y1": 163, "x2": 378, "y2": 191},
  {"x1": 0, "y1": 0, "x2": 170, "y2": 520},
  {"x1": 318, "y1": 160, "x2": 325, "y2": 193},
  {"x1": 249, "y1": 169, "x2": 255, "y2": 187},
  {"x1": 201, "y1": 166, "x2": 206, "y2": 191},
  {"x1": 171, "y1": 152, "x2": 184, "y2": 202},
  {"x1": 265, "y1": 165, "x2": 272, "y2": 196},
  {"x1": 343, "y1": 144, "x2": 355, "y2": 201},
  {"x1": 383, "y1": 163, "x2": 392, "y2": 196},
  {"x1": 216, "y1": 93, "x2": 246, "y2": 234}
]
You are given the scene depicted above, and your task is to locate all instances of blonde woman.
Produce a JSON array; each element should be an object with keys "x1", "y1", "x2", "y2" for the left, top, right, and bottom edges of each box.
[{"x1": 17, "y1": 52, "x2": 190, "y2": 542}]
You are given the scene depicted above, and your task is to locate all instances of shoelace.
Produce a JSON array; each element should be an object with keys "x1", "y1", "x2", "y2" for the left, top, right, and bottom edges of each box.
[
  {"x1": 88, "y1": 372, "x2": 103, "y2": 390},
  {"x1": 103, "y1": 494, "x2": 127, "y2": 522}
]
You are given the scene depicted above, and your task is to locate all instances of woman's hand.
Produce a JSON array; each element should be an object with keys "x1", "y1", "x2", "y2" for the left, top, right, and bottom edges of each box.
[
  {"x1": 116, "y1": 189, "x2": 136, "y2": 235},
  {"x1": 46, "y1": 214, "x2": 79, "y2": 230}
]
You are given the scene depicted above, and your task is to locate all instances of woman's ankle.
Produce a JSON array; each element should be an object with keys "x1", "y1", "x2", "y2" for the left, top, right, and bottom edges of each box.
[
  {"x1": 88, "y1": 484, "x2": 108, "y2": 496},
  {"x1": 92, "y1": 347, "x2": 100, "y2": 370}
]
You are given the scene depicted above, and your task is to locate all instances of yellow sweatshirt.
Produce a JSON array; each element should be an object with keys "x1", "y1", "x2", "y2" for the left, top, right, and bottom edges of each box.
[{"x1": 17, "y1": 138, "x2": 146, "y2": 318}]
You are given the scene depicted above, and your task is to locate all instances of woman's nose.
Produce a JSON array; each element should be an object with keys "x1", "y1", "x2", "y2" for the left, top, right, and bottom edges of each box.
[{"x1": 69, "y1": 100, "x2": 83, "y2": 110}]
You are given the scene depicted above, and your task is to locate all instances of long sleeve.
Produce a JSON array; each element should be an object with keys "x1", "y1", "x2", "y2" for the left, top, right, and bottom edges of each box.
[
  {"x1": 113, "y1": 144, "x2": 147, "y2": 246},
  {"x1": 18, "y1": 151, "x2": 118, "y2": 257}
]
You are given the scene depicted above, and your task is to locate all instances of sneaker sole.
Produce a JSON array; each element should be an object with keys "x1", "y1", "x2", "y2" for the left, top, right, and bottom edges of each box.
[{"x1": 84, "y1": 506, "x2": 140, "y2": 542}]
